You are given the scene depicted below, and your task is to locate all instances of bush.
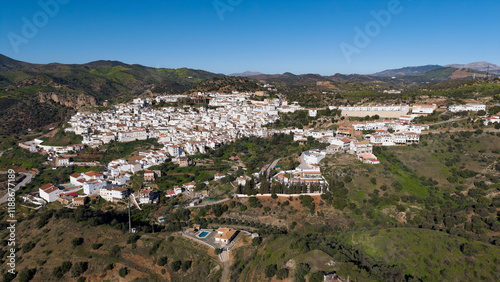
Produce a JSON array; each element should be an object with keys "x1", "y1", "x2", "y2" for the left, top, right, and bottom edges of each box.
[
  {"x1": 19, "y1": 268, "x2": 37, "y2": 282},
  {"x1": 276, "y1": 268, "x2": 289, "y2": 280},
  {"x1": 91, "y1": 243, "x2": 102, "y2": 250},
  {"x1": 248, "y1": 197, "x2": 262, "y2": 208},
  {"x1": 265, "y1": 264, "x2": 277, "y2": 278},
  {"x1": 295, "y1": 263, "x2": 310, "y2": 279},
  {"x1": 118, "y1": 267, "x2": 129, "y2": 278},
  {"x1": 310, "y1": 272, "x2": 325, "y2": 282},
  {"x1": 71, "y1": 237, "x2": 84, "y2": 247},
  {"x1": 271, "y1": 193, "x2": 278, "y2": 199},
  {"x1": 127, "y1": 234, "x2": 140, "y2": 244},
  {"x1": 171, "y1": 260, "x2": 182, "y2": 272},
  {"x1": 71, "y1": 262, "x2": 88, "y2": 277},
  {"x1": 109, "y1": 245, "x2": 121, "y2": 258},
  {"x1": 53, "y1": 261, "x2": 72, "y2": 279},
  {"x1": 158, "y1": 256, "x2": 168, "y2": 266},
  {"x1": 182, "y1": 260, "x2": 192, "y2": 272},
  {"x1": 252, "y1": 237, "x2": 262, "y2": 246},
  {"x1": 22, "y1": 241, "x2": 36, "y2": 253}
]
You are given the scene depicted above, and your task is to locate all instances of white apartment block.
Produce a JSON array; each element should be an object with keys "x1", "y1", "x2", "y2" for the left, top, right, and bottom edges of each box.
[{"x1": 448, "y1": 104, "x2": 486, "y2": 113}]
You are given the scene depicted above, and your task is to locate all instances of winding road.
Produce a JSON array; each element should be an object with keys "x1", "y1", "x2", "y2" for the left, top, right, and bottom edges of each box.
[{"x1": 0, "y1": 172, "x2": 34, "y2": 204}]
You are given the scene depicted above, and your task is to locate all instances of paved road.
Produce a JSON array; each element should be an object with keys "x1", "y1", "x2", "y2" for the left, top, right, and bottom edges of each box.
[
  {"x1": 266, "y1": 158, "x2": 281, "y2": 178},
  {"x1": 0, "y1": 172, "x2": 34, "y2": 204}
]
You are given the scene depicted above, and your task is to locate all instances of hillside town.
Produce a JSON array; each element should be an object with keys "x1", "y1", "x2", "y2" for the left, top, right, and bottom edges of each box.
[{"x1": 16, "y1": 92, "x2": 465, "y2": 210}]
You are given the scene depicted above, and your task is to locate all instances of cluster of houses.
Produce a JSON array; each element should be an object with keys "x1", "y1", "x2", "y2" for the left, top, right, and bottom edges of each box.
[
  {"x1": 273, "y1": 149, "x2": 329, "y2": 190},
  {"x1": 66, "y1": 93, "x2": 301, "y2": 153},
  {"x1": 484, "y1": 115, "x2": 500, "y2": 125},
  {"x1": 18, "y1": 139, "x2": 86, "y2": 156},
  {"x1": 324, "y1": 118, "x2": 425, "y2": 164}
]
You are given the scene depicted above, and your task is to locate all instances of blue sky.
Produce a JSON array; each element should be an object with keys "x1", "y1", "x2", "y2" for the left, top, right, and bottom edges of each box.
[{"x1": 1, "y1": 0, "x2": 499, "y2": 75}]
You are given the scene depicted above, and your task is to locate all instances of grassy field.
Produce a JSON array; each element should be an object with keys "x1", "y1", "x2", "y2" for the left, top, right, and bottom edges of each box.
[
  {"x1": 40, "y1": 128, "x2": 83, "y2": 146},
  {"x1": 350, "y1": 228, "x2": 500, "y2": 281}
]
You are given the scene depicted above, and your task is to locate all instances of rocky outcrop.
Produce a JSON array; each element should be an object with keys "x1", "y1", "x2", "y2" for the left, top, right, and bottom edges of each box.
[{"x1": 37, "y1": 92, "x2": 98, "y2": 108}]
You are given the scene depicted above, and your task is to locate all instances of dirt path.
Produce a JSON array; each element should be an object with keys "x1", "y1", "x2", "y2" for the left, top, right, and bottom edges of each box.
[{"x1": 219, "y1": 250, "x2": 231, "y2": 282}]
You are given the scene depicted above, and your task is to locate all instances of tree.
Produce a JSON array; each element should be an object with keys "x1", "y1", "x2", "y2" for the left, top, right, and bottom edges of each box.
[
  {"x1": 182, "y1": 260, "x2": 192, "y2": 272},
  {"x1": 19, "y1": 268, "x2": 37, "y2": 282},
  {"x1": 265, "y1": 264, "x2": 277, "y2": 278},
  {"x1": 71, "y1": 237, "x2": 84, "y2": 247},
  {"x1": 53, "y1": 261, "x2": 72, "y2": 279},
  {"x1": 171, "y1": 260, "x2": 182, "y2": 272},
  {"x1": 158, "y1": 256, "x2": 168, "y2": 266},
  {"x1": 248, "y1": 197, "x2": 262, "y2": 208},
  {"x1": 276, "y1": 268, "x2": 289, "y2": 280},
  {"x1": 118, "y1": 267, "x2": 129, "y2": 278},
  {"x1": 71, "y1": 262, "x2": 88, "y2": 277},
  {"x1": 310, "y1": 272, "x2": 325, "y2": 282},
  {"x1": 295, "y1": 263, "x2": 310, "y2": 279}
]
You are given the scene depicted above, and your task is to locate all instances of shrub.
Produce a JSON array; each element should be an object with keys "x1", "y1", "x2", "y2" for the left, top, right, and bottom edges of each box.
[
  {"x1": 71, "y1": 237, "x2": 84, "y2": 247},
  {"x1": 104, "y1": 263, "x2": 114, "y2": 271},
  {"x1": 295, "y1": 263, "x2": 310, "y2": 279},
  {"x1": 109, "y1": 245, "x2": 121, "y2": 258},
  {"x1": 171, "y1": 260, "x2": 182, "y2": 272},
  {"x1": 53, "y1": 261, "x2": 72, "y2": 279},
  {"x1": 248, "y1": 197, "x2": 262, "y2": 208},
  {"x1": 158, "y1": 256, "x2": 168, "y2": 266},
  {"x1": 276, "y1": 268, "x2": 289, "y2": 280},
  {"x1": 252, "y1": 237, "x2": 262, "y2": 246},
  {"x1": 22, "y1": 241, "x2": 36, "y2": 253},
  {"x1": 310, "y1": 272, "x2": 325, "y2": 282},
  {"x1": 71, "y1": 262, "x2": 88, "y2": 277},
  {"x1": 182, "y1": 260, "x2": 192, "y2": 272},
  {"x1": 91, "y1": 243, "x2": 102, "y2": 250},
  {"x1": 127, "y1": 234, "x2": 140, "y2": 244},
  {"x1": 19, "y1": 268, "x2": 37, "y2": 282},
  {"x1": 118, "y1": 267, "x2": 129, "y2": 278},
  {"x1": 265, "y1": 264, "x2": 277, "y2": 278}
]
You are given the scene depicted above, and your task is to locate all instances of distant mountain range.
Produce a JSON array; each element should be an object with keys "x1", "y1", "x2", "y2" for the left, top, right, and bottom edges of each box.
[
  {"x1": 373, "y1": 65, "x2": 444, "y2": 77},
  {"x1": 445, "y1": 62, "x2": 500, "y2": 73},
  {"x1": 229, "y1": 71, "x2": 264, "y2": 77},
  {"x1": 372, "y1": 62, "x2": 500, "y2": 77}
]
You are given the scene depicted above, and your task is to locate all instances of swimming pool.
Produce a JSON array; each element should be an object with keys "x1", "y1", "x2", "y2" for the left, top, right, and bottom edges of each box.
[{"x1": 198, "y1": 231, "x2": 210, "y2": 238}]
